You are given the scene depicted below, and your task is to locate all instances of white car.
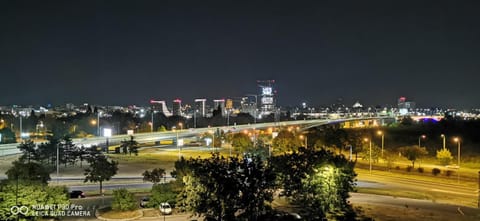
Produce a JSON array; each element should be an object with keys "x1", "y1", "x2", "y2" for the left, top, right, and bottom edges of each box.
[{"x1": 159, "y1": 202, "x2": 172, "y2": 215}]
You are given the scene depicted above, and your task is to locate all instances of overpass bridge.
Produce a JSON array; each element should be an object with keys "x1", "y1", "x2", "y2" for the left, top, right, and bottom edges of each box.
[{"x1": 0, "y1": 116, "x2": 394, "y2": 156}]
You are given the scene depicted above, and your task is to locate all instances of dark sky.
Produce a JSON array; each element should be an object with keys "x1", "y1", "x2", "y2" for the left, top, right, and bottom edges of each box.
[{"x1": 1, "y1": 0, "x2": 480, "y2": 108}]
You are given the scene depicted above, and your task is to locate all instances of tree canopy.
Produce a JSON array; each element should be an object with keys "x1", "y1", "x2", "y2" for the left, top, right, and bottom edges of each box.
[
  {"x1": 176, "y1": 154, "x2": 276, "y2": 220},
  {"x1": 84, "y1": 154, "x2": 118, "y2": 195},
  {"x1": 271, "y1": 147, "x2": 357, "y2": 220}
]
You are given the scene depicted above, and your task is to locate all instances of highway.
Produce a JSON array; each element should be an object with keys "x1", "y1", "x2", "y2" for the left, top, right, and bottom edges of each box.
[
  {"x1": 357, "y1": 170, "x2": 479, "y2": 207},
  {"x1": 0, "y1": 117, "x2": 391, "y2": 156}
]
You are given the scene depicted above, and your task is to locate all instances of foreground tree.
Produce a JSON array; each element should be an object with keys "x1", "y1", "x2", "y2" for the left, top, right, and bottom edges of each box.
[
  {"x1": 84, "y1": 155, "x2": 118, "y2": 195},
  {"x1": 0, "y1": 182, "x2": 69, "y2": 220},
  {"x1": 272, "y1": 147, "x2": 357, "y2": 220},
  {"x1": 177, "y1": 154, "x2": 276, "y2": 220}
]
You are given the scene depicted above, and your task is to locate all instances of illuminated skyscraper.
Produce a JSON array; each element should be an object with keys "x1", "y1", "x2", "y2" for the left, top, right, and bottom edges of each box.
[
  {"x1": 150, "y1": 100, "x2": 172, "y2": 116},
  {"x1": 258, "y1": 80, "x2": 276, "y2": 116},
  {"x1": 194, "y1": 98, "x2": 206, "y2": 117},
  {"x1": 172, "y1": 99, "x2": 182, "y2": 116},
  {"x1": 213, "y1": 99, "x2": 226, "y2": 116}
]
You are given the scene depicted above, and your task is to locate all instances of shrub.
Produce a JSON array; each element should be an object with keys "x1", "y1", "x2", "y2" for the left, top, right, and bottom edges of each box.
[
  {"x1": 417, "y1": 167, "x2": 424, "y2": 173},
  {"x1": 395, "y1": 166, "x2": 401, "y2": 170},
  {"x1": 406, "y1": 166, "x2": 413, "y2": 172},
  {"x1": 432, "y1": 168, "x2": 441, "y2": 176},
  {"x1": 445, "y1": 170, "x2": 453, "y2": 177},
  {"x1": 150, "y1": 183, "x2": 177, "y2": 208},
  {"x1": 436, "y1": 149, "x2": 453, "y2": 166},
  {"x1": 112, "y1": 188, "x2": 137, "y2": 211}
]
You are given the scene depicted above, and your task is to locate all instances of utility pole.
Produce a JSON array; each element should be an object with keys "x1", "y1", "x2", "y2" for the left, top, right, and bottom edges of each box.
[
  {"x1": 97, "y1": 112, "x2": 100, "y2": 136},
  {"x1": 19, "y1": 115, "x2": 22, "y2": 141},
  {"x1": 151, "y1": 112, "x2": 154, "y2": 132},
  {"x1": 193, "y1": 109, "x2": 197, "y2": 128},
  {"x1": 56, "y1": 143, "x2": 60, "y2": 184}
]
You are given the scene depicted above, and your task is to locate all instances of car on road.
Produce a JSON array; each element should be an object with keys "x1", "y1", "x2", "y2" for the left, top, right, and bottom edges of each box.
[
  {"x1": 69, "y1": 190, "x2": 85, "y2": 199},
  {"x1": 159, "y1": 202, "x2": 172, "y2": 215}
]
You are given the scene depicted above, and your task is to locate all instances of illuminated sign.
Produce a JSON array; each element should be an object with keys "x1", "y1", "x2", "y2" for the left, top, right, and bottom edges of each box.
[
  {"x1": 226, "y1": 99, "x2": 233, "y2": 109},
  {"x1": 262, "y1": 87, "x2": 272, "y2": 95},
  {"x1": 262, "y1": 97, "x2": 273, "y2": 104},
  {"x1": 103, "y1": 128, "x2": 112, "y2": 137}
]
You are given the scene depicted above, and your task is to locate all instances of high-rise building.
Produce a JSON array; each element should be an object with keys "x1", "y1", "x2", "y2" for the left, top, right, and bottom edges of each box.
[
  {"x1": 213, "y1": 99, "x2": 226, "y2": 116},
  {"x1": 226, "y1": 99, "x2": 233, "y2": 110},
  {"x1": 240, "y1": 96, "x2": 257, "y2": 117},
  {"x1": 194, "y1": 98, "x2": 207, "y2": 117},
  {"x1": 150, "y1": 100, "x2": 172, "y2": 116},
  {"x1": 172, "y1": 99, "x2": 182, "y2": 116},
  {"x1": 397, "y1": 97, "x2": 415, "y2": 115},
  {"x1": 258, "y1": 80, "x2": 276, "y2": 116}
]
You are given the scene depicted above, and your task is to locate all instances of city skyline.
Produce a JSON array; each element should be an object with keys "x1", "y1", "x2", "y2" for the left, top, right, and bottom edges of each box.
[{"x1": 2, "y1": 1, "x2": 480, "y2": 108}]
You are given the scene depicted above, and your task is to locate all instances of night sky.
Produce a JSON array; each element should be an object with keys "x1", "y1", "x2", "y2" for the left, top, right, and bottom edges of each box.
[{"x1": 1, "y1": 1, "x2": 480, "y2": 108}]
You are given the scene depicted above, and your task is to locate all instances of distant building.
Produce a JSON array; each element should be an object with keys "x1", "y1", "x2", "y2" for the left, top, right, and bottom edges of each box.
[
  {"x1": 66, "y1": 103, "x2": 75, "y2": 110},
  {"x1": 258, "y1": 80, "x2": 276, "y2": 116},
  {"x1": 240, "y1": 97, "x2": 257, "y2": 117},
  {"x1": 397, "y1": 97, "x2": 415, "y2": 115},
  {"x1": 150, "y1": 100, "x2": 172, "y2": 116},
  {"x1": 194, "y1": 99, "x2": 207, "y2": 117},
  {"x1": 172, "y1": 99, "x2": 182, "y2": 116},
  {"x1": 213, "y1": 99, "x2": 226, "y2": 116}
]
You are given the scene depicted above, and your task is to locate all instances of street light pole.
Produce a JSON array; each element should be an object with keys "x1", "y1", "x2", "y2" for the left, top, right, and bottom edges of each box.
[
  {"x1": 151, "y1": 112, "x2": 154, "y2": 132},
  {"x1": 212, "y1": 131, "x2": 215, "y2": 151},
  {"x1": 377, "y1": 131, "x2": 384, "y2": 158},
  {"x1": 454, "y1": 137, "x2": 461, "y2": 183},
  {"x1": 56, "y1": 143, "x2": 59, "y2": 184},
  {"x1": 369, "y1": 139, "x2": 372, "y2": 174},
  {"x1": 365, "y1": 138, "x2": 372, "y2": 174},
  {"x1": 246, "y1": 94, "x2": 258, "y2": 147},
  {"x1": 176, "y1": 128, "x2": 180, "y2": 159},
  {"x1": 97, "y1": 112, "x2": 100, "y2": 136},
  {"x1": 418, "y1": 134, "x2": 426, "y2": 148},
  {"x1": 19, "y1": 115, "x2": 22, "y2": 141},
  {"x1": 194, "y1": 109, "x2": 197, "y2": 128}
]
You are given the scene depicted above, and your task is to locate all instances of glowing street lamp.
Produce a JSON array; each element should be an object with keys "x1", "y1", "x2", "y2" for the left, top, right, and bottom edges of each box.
[
  {"x1": 377, "y1": 131, "x2": 384, "y2": 158},
  {"x1": 454, "y1": 137, "x2": 461, "y2": 183},
  {"x1": 364, "y1": 138, "x2": 372, "y2": 174},
  {"x1": 418, "y1": 134, "x2": 426, "y2": 148}
]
